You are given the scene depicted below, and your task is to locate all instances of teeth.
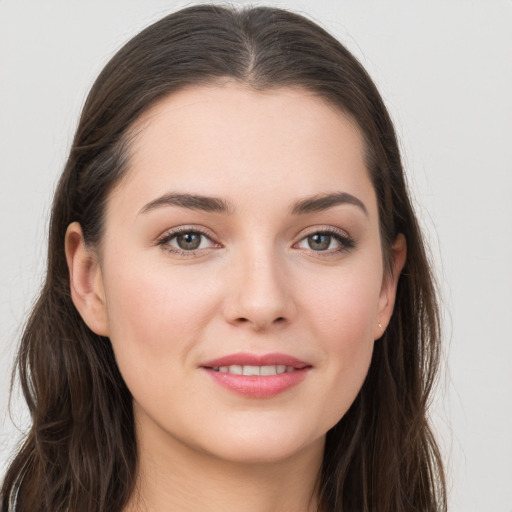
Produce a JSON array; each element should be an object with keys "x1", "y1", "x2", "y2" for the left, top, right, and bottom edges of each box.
[
  {"x1": 229, "y1": 365, "x2": 243, "y2": 375},
  {"x1": 260, "y1": 365, "x2": 276, "y2": 375},
  {"x1": 242, "y1": 365, "x2": 260, "y2": 376},
  {"x1": 213, "y1": 365, "x2": 295, "y2": 375}
]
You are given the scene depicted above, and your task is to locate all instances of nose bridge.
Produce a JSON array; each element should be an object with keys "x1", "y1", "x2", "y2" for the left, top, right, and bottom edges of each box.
[{"x1": 225, "y1": 237, "x2": 293, "y2": 330}]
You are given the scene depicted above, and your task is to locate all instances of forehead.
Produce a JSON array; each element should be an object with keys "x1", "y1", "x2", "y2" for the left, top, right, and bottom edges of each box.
[{"x1": 109, "y1": 83, "x2": 376, "y2": 218}]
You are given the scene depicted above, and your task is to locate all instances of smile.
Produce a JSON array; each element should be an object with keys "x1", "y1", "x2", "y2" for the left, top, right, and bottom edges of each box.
[{"x1": 201, "y1": 353, "x2": 312, "y2": 398}]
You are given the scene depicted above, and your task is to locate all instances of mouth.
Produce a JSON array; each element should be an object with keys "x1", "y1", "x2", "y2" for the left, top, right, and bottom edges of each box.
[{"x1": 200, "y1": 352, "x2": 312, "y2": 398}]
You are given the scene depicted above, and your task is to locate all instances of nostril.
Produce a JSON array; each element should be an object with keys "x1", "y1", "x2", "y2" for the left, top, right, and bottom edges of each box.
[{"x1": 234, "y1": 316, "x2": 286, "y2": 328}]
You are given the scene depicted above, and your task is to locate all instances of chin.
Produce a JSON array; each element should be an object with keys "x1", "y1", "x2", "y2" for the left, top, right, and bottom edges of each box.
[
  {"x1": 193, "y1": 421, "x2": 327, "y2": 465},
  {"x1": 210, "y1": 441, "x2": 320, "y2": 465}
]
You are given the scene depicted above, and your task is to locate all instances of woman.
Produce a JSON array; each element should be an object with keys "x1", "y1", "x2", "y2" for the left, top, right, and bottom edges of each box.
[{"x1": 1, "y1": 4, "x2": 446, "y2": 512}]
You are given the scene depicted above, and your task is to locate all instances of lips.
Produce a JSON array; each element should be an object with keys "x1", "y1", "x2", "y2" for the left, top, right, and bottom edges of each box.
[{"x1": 200, "y1": 352, "x2": 312, "y2": 398}]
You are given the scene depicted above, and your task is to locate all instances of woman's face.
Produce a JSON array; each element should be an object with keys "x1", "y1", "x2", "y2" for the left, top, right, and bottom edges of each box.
[{"x1": 70, "y1": 83, "x2": 404, "y2": 464}]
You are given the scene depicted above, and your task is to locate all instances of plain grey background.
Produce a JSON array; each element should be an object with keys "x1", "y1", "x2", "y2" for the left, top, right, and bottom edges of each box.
[{"x1": 1, "y1": 1, "x2": 511, "y2": 511}]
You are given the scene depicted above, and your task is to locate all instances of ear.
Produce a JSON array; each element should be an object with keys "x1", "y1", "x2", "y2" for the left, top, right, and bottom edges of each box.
[
  {"x1": 65, "y1": 222, "x2": 110, "y2": 336},
  {"x1": 375, "y1": 233, "x2": 407, "y2": 340}
]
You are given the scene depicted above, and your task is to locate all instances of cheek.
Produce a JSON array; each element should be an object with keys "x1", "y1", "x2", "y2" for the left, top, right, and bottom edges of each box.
[
  {"x1": 298, "y1": 263, "x2": 381, "y2": 419},
  {"x1": 102, "y1": 259, "x2": 218, "y2": 374},
  {"x1": 302, "y1": 260, "x2": 382, "y2": 345}
]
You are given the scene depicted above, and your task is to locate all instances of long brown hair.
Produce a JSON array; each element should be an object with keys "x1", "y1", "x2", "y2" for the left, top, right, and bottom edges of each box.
[{"x1": 1, "y1": 5, "x2": 446, "y2": 511}]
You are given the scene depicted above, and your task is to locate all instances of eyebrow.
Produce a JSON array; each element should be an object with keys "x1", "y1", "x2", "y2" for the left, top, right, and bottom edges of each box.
[
  {"x1": 290, "y1": 192, "x2": 368, "y2": 216},
  {"x1": 139, "y1": 192, "x2": 233, "y2": 215},
  {"x1": 139, "y1": 191, "x2": 367, "y2": 216}
]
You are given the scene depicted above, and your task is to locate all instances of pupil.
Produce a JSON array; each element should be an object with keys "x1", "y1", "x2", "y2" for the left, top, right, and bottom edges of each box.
[
  {"x1": 177, "y1": 232, "x2": 201, "y2": 250},
  {"x1": 308, "y1": 234, "x2": 330, "y2": 250}
]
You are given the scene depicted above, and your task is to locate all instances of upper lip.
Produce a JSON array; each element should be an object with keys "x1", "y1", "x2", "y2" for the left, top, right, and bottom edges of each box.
[{"x1": 200, "y1": 352, "x2": 311, "y2": 369}]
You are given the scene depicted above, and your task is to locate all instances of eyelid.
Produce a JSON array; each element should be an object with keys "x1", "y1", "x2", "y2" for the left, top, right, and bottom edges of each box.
[{"x1": 298, "y1": 225, "x2": 351, "y2": 239}]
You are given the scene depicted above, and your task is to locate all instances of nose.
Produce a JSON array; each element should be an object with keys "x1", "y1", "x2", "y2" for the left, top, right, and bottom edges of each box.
[{"x1": 223, "y1": 246, "x2": 296, "y2": 331}]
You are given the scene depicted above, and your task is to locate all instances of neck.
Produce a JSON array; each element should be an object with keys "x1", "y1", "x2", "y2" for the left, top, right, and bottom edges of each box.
[{"x1": 125, "y1": 418, "x2": 325, "y2": 512}]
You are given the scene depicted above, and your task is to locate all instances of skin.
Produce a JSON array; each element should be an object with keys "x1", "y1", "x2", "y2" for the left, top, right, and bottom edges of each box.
[{"x1": 66, "y1": 83, "x2": 406, "y2": 512}]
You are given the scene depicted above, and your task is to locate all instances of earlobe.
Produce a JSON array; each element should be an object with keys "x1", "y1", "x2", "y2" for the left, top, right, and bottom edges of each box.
[
  {"x1": 65, "y1": 222, "x2": 110, "y2": 336},
  {"x1": 375, "y1": 233, "x2": 407, "y2": 339}
]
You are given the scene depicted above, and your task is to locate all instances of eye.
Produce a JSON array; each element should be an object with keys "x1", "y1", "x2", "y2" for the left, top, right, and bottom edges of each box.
[
  {"x1": 296, "y1": 229, "x2": 355, "y2": 253},
  {"x1": 157, "y1": 228, "x2": 219, "y2": 254}
]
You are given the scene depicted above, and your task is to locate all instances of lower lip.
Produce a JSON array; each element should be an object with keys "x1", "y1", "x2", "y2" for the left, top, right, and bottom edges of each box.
[{"x1": 202, "y1": 368, "x2": 310, "y2": 398}]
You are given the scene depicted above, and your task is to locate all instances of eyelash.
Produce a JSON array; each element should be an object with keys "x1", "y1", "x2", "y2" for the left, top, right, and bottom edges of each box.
[{"x1": 156, "y1": 226, "x2": 356, "y2": 257}]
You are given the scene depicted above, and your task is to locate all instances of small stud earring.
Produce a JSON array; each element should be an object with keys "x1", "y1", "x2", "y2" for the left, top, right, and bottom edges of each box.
[{"x1": 378, "y1": 323, "x2": 383, "y2": 329}]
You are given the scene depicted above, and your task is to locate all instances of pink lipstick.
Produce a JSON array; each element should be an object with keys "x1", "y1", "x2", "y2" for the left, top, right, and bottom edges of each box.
[{"x1": 200, "y1": 352, "x2": 312, "y2": 398}]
